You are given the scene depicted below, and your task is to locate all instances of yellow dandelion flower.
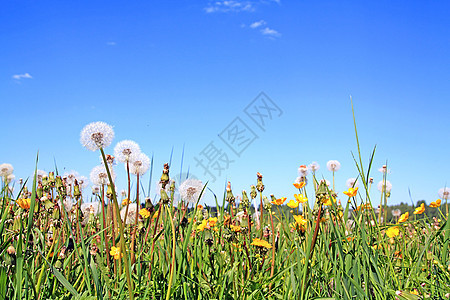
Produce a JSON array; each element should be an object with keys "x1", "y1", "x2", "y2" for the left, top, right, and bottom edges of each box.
[
  {"x1": 121, "y1": 198, "x2": 129, "y2": 206},
  {"x1": 410, "y1": 289, "x2": 419, "y2": 295},
  {"x1": 293, "y1": 182, "x2": 306, "y2": 189},
  {"x1": 17, "y1": 198, "x2": 31, "y2": 210},
  {"x1": 110, "y1": 246, "x2": 123, "y2": 260},
  {"x1": 287, "y1": 199, "x2": 299, "y2": 208},
  {"x1": 413, "y1": 203, "x2": 425, "y2": 215},
  {"x1": 139, "y1": 208, "x2": 151, "y2": 219},
  {"x1": 293, "y1": 214, "x2": 307, "y2": 227},
  {"x1": 208, "y1": 217, "x2": 218, "y2": 227},
  {"x1": 271, "y1": 197, "x2": 286, "y2": 205},
  {"x1": 343, "y1": 187, "x2": 358, "y2": 197},
  {"x1": 197, "y1": 219, "x2": 208, "y2": 232},
  {"x1": 230, "y1": 225, "x2": 241, "y2": 232},
  {"x1": 430, "y1": 199, "x2": 441, "y2": 208},
  {"x1": 153, "y1": 212, "x2": 159, "y2": 219},
  {"x1": 251, "y1": 238, "x2": 272, "y2": 249},
  {"x1": 323, "y1": 196, "x2": 336, "y2": 206},
  {"x1": 294, "y1": 194, "x2": 307, "y2": 203},
  {"x1": 398, "y1": 212, "x2": 409, "y2": 223},
  {"x1": 386, "y1": 226, "x2": 400, "y2": 238}
]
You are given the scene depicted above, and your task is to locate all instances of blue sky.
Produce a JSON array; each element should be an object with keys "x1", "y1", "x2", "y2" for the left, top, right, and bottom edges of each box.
[{"x1": 1, "y1": 0, "x2": 449, "y2": 208}]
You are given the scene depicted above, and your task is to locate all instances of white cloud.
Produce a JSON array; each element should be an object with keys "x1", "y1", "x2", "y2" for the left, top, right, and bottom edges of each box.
[
  {"x1": 261, "y1": 27, "x2": 280, "y2": 37},
  {"x1": 205, "y1": 1, "x2": 255, "y2": 13},
  {"x1": 12, "y1": 73, "x2": 32, "y2": 80},
  {"x1": 106, "y1": 42, "x2": 116, "y2": 46},
  {"x1": 250, "y1": 20, "x2": 266, "y2": 28}
]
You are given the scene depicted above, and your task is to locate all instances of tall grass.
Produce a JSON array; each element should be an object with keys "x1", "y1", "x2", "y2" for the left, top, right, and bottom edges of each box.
[{"x1": 0, "y1": 108, "x2": 449, "y2": 300}]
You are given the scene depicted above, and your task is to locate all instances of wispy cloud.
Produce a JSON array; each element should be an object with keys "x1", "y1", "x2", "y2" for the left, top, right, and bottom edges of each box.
[
  {"x1": 12, "y1": 73, "x2": 32, "y2": 80},
  {"x1": 260, "y1": 27, "x2": 280, "y2": 37},
  {"x1": 205, "y1": 1, "x2": 255, "y2": 13},
  {"x1": 106, "y1": 41, "x2": 116, "y2": 46},
  {"x1": 250, "y1": 20, "x2": 266, "y2": 28},
  {"x1": 248, "y1": 20, "x2": 281, "y2": 38}
]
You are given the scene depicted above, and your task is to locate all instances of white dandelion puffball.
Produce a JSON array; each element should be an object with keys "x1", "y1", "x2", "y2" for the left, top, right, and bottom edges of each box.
[
  {"x1": 298, "y1": 165, "x2": 308, "y2": 177},
  {"x1": 0, "y1": 163, "x2": 14, "y2": 177},
  {"x1": 63, "y1": 170, "x2": 79, "y2": 186},
  {"x1": 129, "y1": 152, "x2": 150, "y2": 175},
  {"x1": 120, "y1": 203, "x2": 138, "y2": 225},
  {"x1": 92, "y1": 185, "x2": 100, "y2": 194},
  {"x1": 59, "y1": 197, "x2": 75, "y2": 213},
  {"x1": 81, "y1": 202, "x2": 100, "y2": 216},
  {"x1": 295, "y1": 175, "x2": 308, "y2": 186},
  {"x1": 327, "y1": 160, "x2": 341, "y2": 172},
  {"x1": 308, "y1": 162, "x2": 320, "y2": 172},
  {"x1": 377, "y1": 180, "x2": 392, "y2": 193},
  {"x1": 179, "y1": 178, "x2": 204, "y2": 204},
  {"x1": 81, "y1": 202, "x2": 100, "y2": 225},
  {"x1": 76, "y1": 175, "x2": 89, "y2": 189},
  {"x1": 80, "y1": 121, "x2": 115, "y2": 151},
  {"x1": 319, "y1": 179, "x2": 331, "y2": 187},
  {"x1": 438, "y1": 187, "x2": 450, "y2": 200},
  {"x1": 114, "y1": 140, "x2": 141, "y2": 163},
  {"x1": 36, "y1": 169, "x2": 47, "y2": 181},
  {"x1": 6, "y1": 174, "x2": 15, "y2": 183},
  {"x1": 90, "y1": 165, "x2": 115, "y2": 186},
  {"x1": 346, "y1": 178, "x2": 359, "y2": 188},
  {"x1": 392, "y1": 209, "x2": 401, "y2": 217},
  {"x1": 378, "y1": 165, "x2": 390, "y2": 174}
]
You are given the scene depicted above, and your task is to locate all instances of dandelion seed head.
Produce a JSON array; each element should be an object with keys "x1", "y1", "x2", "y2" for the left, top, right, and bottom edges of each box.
[
  {"x1": 295, "y1": 176, "x2": 308, "y2": 186},
  {"x1": 346, "y1": 178, "x2": 359, "y2": 188},
  {"x1": 298, "y1": 165, "x2": 308, "y2": 177},
  {"x1": 129, "y1": 152, "x2": 150, "y2": 175},
  {"x1": 392, "y1": 209, "x2": 401, "y2": 217},
  {"x1": 114, "y1": 140, "x2": 141, "y2": 163},
  {"x1": 64, "y1": 170, "x2": 79, "y2": 186},
  {"x1": 308, "y1": 162, "x2": 320, "y2": 172},
  {"x1": 0, "y1": 163, "x2": 14, "y2": 177},
  {"x1": 326, "y1": 160, "x2": 341, "y2": 172},
  {"x1": 6, "y1": 174, "x2": 15, "y2": 183},
  {"x1": 120, "y1": 203, "x2": 138, "y2": 225},
  {"x1": 80, "y1": 121, "x2": 114, "y2": 151},
  {"x1": 438, "y1": 187, "x2": 450, "y2": 200},
  {"x1": 377, "y1": 180, "x2": 392, "y2": 193},
  {"x1": 90, "y1": 165, "x2": 115, "y2": 186},
  {"x1": 36, "y1": 169, "x2": 47, "y2": 181},
  {"x1": 179, "y1": 178, "x2": 204, "y2": 204}
]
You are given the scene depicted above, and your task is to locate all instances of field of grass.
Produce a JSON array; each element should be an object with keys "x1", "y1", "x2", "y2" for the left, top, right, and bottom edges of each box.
[{"x1": 1, "y1": 113, "x2": 449, "y2": 299}]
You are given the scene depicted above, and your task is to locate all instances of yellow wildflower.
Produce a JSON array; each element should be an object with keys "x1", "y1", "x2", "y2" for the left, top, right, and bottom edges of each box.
[
  {"x1": 287, "y1": 199, "x2": 299, "y2": 208},
  {"x1": 230, "y1": 225, "x2": 241, "y2": 232},
  {"x1": 410, "y1": 289, "x2": 419, "y2": 295},
  {"x1": 293, "y1": 215, "x2": 307, "y2": 227},
  {"x1": 293, "y1": 182, "x2": 306, "y2": 189},
  {"x1": 398, "y1": 212, "x2": 409, "y2": 223},
  {"x1": 121, "y1": 198, "x2": 129, "y2": 206},
  {"x1": 271, "y1": 197, "x2": 286, "y2": 205},
  {"x1": 197, "y1": 219, "x2": 208, "y2": 232},
  {"x1": 17, "y1": 198, "x2": 31, "y2": 210},
  {"x1": 208, "y1": 217, "x2": 218, "y2": 227},
  {"x1": 139, "y1": 208, "x2": 151, "y2": 218},
  {"x1": 386, "y1": 226, "x2": 400, "y2": 238},
  {"x1": 294, "y1": 194, "x2": 307, "y2": 203},
  {"x1": 343, "y1": 187, "x2": 358, "y2": 197},
  {"x1": 251, "y1": 238, "x2": 272, "y2": 249},
  {"x1": 430, "y1": 199, "x2": 441, "y2": 208},
  {"x1": 110, "y1": 246, "x2": 123, "y2": 260},
  {"x1": 323, "y1": 196, "x2": 336, "y2": 206},
  {"x1": 153, "y1": 212, "x2": 159, "y2": 219},
  {"x1": 413, "y1": 203, "x2": 425, "y2": 215}
]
